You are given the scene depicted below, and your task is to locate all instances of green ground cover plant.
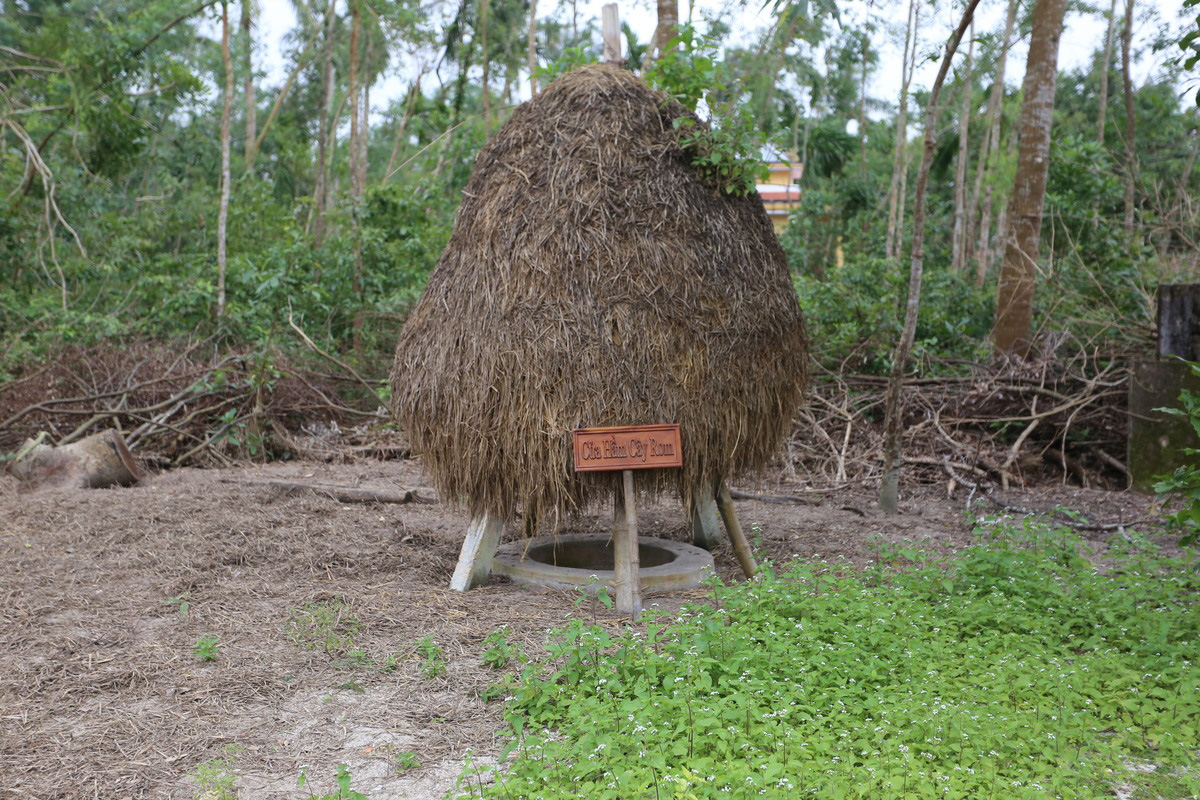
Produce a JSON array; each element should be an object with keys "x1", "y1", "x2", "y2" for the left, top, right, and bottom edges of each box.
[
  {"x1": 192, "y1": 634, "x2": 220, "y2": 663},
  {"x1": 415, "y1": 635, "x2": 448, "y2": 678},
  {"x1": 463, "y1": 520, "x2": 1200, "y2": 799},
  {"x1": 298, "y1": 763, "x2": 369, "y2": 800},
  {"x1": 190, "y1": 745, "x2": 240, "y2": 799},
  {"x1": 286, "y1": 600, "x2": 362, "y2": 656}
]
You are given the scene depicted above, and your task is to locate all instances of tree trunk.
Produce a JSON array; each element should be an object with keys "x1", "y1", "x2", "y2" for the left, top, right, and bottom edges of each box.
[
  {"x1": 885, "y1": 0, "x2": 917, "y2": 261},
  {"x1": 253, "y1": 27, "x2": 318, "y2": 164},
  {"x1": 858, "y1": 34, "x2": 869, "y2": 179},
  {"x1": 951, "y1": 23, "x2": 974, "y2": 274},
  {"x1": 348, "y1": 1, "x2": 364, "y2": 347},
  {"x1": 1097, "y1": 0, "x2": 1118, "y2": 143},
  {"x1": 360, "y1": 21, "x2": 370, "y2": 193},
  {"x1": 527, "y1": 0, "x2": 538, "y2": 95},
  {"x1": 1121, "y1": 0, "x2": 1137, "y2": 237},
  {"x1": 434, "y1": 55, "x2": 470, "y2": 179},
  {"x1": 992, "y1": 0, "x2": 1068, "y2": 357},
  {"x1": 241, "y1": 0, "x2": 257, "y2": 171},
  {"x1": 880, "y1": 0, "x2": 982, "y2": 514},
  {"x1": 973, "y1": 0, "x2": 1019, "y2": 286},
  {"x1": 385, "y1": 75, "x2": 423, "y2": 180},
  {"x1": 480, "y1": 0, "x2": 491, "y2": 136},
  {"x1": 217, "y1": 0, "x2": 233, "y2": 318},
  {"x1": 348, "y1": 2, "x2": 361, "y2": 201},
  {"x1": 645, "y1": 0, "x2": 678, "y2": 68},
  {"x1": 313, "y1": 0, "x2": 337, "y2": 249}
]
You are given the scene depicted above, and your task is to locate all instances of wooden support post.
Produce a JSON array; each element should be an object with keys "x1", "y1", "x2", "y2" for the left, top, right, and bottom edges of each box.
[
  {"x1": 717, "y1": 481, "x2": 758, "y2": 579},
  {"x1": 1157, "y1": 283, "x2": 1200, "y2": 360},
  {"x1": 449, "y1": 514, "x2": 504, "y2": 591},
  {"x1": 688, "y1": 491, "x2": 722, "y2": 551},
  {"x1": 612, "y1": 469, "x2": 641, "y2": 617},
  {"x1": 602, "y1": 4, "x2": 621, "y2": 65}
]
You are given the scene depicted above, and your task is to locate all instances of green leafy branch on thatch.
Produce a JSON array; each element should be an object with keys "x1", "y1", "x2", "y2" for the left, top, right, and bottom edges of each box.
[{"x1": 645, "y1": 25, "x2": 768, "y2": 197}]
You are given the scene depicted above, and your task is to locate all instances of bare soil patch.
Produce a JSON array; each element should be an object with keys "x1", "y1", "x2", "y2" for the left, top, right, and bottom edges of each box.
[{"x1": 0, "y1": 459, "x2": 1159, "y2": 799}]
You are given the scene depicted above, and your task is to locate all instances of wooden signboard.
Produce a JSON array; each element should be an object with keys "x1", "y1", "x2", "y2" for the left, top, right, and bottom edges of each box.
[
  {"x1": 570, "y1": 424, "x2": 682, "y2": 619},
  {"x1": 572, "y1": 424, "x2": 683, "y2": 472}
]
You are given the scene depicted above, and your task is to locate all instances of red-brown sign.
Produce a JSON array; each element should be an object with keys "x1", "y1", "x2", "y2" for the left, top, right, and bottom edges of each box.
[{"x1": 572, "y1": 424, "x2": 683, "y2": 472}]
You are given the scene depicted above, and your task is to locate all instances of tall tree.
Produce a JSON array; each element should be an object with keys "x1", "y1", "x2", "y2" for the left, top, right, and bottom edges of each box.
[
  {"x1": 1097, "y1": 0, "x2": 1118, "y2": 143},
  {"x1": 480, "y1": 0, "x2": 492, "y2": 135},
  {"x1": 857, "y1": 28, "x2": 873, "y2": 178},
  {"x1": 951, "y1": 21, "x2": 974, "y2": 274},
  {"x1": 348, "y1": 0, "x2": 364, "y2": 201},
  {"x1": 241, "y1": 0, "x2": 257, "y2": 171},
  {"x1": 527, "y1": 0, "x2": 539, "y2": 95},
  {"x1": 992, "y1": 0, "x2": 1069, "y2": 356},
  {"x1": 645, "y1": 0, "x2": 678, "y2": 68},
  {"x1": 217, "y1": 0, "x2": 234, "y2": 318},
  {"x1": 313, "y1": 0, "x2": 338, "y2": 248},
  {"x1": 1120, "y1": 0, "x2": 1137, "y2": 236},
  {"x1": 973, "y1": 0, "x2": 1019, "y2": 287},
  {"x1": 885, "y1": 0, "x2": 918, "y2": 261},
  {"x1": 880, "y1": 0, "x2": 983, "y2": 513}
]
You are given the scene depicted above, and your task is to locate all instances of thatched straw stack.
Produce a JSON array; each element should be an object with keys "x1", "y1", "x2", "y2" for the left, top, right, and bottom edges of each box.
[{"x1": 392, "y1": 64, "x2": 807, "y2": 527}]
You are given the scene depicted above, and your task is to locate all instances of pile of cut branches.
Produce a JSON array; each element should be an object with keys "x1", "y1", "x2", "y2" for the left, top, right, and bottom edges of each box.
[
  {"x1": 788, "y1": 348, "x2": 1131, "y2": 493},
  {"x1": 0, "y1": 341, "x2": 398, "y2": 469},
  {"x1": 2, "y1": 341, "x2": 1137, "y2": 494}
]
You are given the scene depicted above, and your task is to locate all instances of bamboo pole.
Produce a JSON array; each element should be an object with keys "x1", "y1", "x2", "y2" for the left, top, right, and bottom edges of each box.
[
  {"x1": 613, "y1": 469, "x2": 641, "y2": 617},
  {"x1": 716, "y1": 482, "x2": 757, "y2": 578}
]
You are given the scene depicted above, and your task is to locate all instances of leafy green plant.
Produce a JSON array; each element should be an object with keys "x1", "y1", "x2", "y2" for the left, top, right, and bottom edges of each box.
[
  {"x1": 533, "y1": 44, "x2": 597, "y2": 87},
  {"x1": 190, "y1": 746, "x2": 240, "y2": 800},
  {"x1": 166, "y1": 594, "x2": 190, "y2": 618},
  {"x1": 414, "y1": 636, "x2": 447, "y2": 678},
  {"x1": 1154, "y1": 360, "x2": 1200, "y2": 546},
  {"x1": 395, "y1": 751, "x2": 421, "y2": 775},
  {"x1": 787, "y1": 255, "x2": 992, "y2": 373},
  {"x1": 481, "y1": 625, "x2": 516, "y2": 669},
  {"x1": 645, "y1": 24, "x2": 768, "y2": 197},
  {"x1": 298, "y1": 763, "x2": 369, "y2": 800},
  {"x1": 463, "y1": 518, "x2": 1200, "y2": 799},
  {"x1": 193, "y1": 634, "x2": 220, "y2": 663},
  {"x1": 287, "y1": 600, "x2": 361, "y2": 656}
]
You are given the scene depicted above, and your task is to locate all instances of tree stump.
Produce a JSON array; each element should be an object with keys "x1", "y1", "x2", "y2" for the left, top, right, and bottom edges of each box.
[{"x1": 9, "y1": 430, "x2": 140, "y2": 489}]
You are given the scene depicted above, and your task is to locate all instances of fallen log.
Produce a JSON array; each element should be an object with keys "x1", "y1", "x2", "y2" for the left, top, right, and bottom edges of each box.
[
  {"x1": 9, "y1": 429, "x2": 140, "y2": 489},
  {"x1": 226, "y1": 479, "x2": 433, "y2": 505},
  {"x1": 727, "y1": 488, "x2": 818, "y2": 506}
]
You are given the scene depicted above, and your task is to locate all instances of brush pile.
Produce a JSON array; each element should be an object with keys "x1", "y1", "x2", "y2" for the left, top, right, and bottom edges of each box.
[{"x1": 0, "y1": 341, "x2": 396, "y2": 470}]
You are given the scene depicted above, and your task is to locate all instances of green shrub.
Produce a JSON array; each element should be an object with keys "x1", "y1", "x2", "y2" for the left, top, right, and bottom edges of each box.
[{"x1": 791, "y1": 257, "x2": 992, "y2": 373}]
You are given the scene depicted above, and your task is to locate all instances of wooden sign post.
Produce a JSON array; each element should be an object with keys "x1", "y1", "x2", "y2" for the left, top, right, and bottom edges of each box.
[{"x1": 573, "y1": 424, "x2": 682, "y2": 617}]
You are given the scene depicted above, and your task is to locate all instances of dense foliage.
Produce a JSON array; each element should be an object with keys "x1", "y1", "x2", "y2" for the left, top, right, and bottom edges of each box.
[
  {"x1": 2, "y1": 0, "x2": 1195, "y2": 379},
  {"x1": 465, "y1": 520, "x2": 1200, "y2": 799}
]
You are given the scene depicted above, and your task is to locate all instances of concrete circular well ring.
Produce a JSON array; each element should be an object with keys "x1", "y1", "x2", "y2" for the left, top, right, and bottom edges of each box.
[{"x1": 493, "y1": 533, "x2": 715, "y2": 592}]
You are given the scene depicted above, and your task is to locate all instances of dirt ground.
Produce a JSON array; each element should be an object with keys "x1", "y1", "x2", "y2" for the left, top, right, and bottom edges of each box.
[{"x1": 0, "y1": 457, "x2": 1159, "y2": 800}]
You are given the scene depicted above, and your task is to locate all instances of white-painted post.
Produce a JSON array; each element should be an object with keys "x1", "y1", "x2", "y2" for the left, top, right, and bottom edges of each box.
[
  {"x1": 449, "y1": 514, "x2": 505, "y2": 591},
  {"x1": 612, "y1": 469, "x2": 641, "y2": 617},
  {"x1": 688, "y1": 490, "x2": 722, "y2": 551},
  {"x1": 602, "y1": 4, "x2": 621, "y2": 65}
]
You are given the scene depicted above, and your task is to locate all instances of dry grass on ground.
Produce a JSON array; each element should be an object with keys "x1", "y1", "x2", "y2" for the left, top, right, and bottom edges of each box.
[{"x1": 0, "y1": 458, "x2": 1157, "y2": 799}]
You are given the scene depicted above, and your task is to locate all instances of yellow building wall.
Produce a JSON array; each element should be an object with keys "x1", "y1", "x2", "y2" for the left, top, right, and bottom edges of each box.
[{"x1": 761, "y1": 161, "x2": 802, "y2": 234}]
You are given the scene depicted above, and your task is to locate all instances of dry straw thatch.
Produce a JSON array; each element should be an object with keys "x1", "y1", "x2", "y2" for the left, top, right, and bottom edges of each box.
[{"x1": 391, "y1": 64, "x2": 807, "y2": 528}]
